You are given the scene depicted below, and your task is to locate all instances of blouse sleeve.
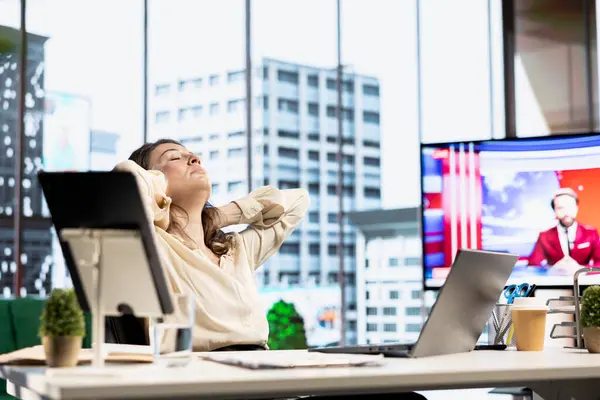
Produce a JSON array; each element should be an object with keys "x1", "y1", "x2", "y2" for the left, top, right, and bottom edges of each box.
[
  {"x1": 233, "y1": 186, "x2": 309, "y2": 269},
  {"x1": 113, "y1": 160, "x2": 172, "y2": 230}
]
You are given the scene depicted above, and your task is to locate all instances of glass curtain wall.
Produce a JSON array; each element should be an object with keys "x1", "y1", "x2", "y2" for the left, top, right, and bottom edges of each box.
[
  {"x1": 504, "y1": 0, "x2": 598, "y2": 137},
  {"x1": 0, "y1": 0, "x2": 21, "y2": 298}
]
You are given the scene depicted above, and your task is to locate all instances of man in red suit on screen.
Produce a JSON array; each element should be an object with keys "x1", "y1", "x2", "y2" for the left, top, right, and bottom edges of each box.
[{"x1": 529, "y1": 188, "x2": 600, "y2": 269}]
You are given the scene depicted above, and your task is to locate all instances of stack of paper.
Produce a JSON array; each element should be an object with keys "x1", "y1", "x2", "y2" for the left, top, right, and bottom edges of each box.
[{"x1": 198, "y1": 350, "x2": 384, "y2": 369}]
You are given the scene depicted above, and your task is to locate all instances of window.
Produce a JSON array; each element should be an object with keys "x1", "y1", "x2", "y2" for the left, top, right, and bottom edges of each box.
[
  {"x1": 406, "y1": 324, "x2": 421, "y2": 333},
  {"x1": 155, "y1": 84, "x2": 170, "y2": 95},
  {"x1": 209, "y1": 103, "x2": 219, "y2": 115},
  {"x1": 326, "y1": 105, "x2": 336, "y2": 118},
  {"x1": 278, "y1": 130, "x2": 299, "y2": 139},
  {"x1": 155, "y1": 111, "x2": 170, "y2": 123},
  {"x1": 279, "y1": 272, "x2": 300, "y2": 285},
  {"x1": 383, "y1": 307, "x2": 397, "y2": 316},
  {"x1": 178, "y1": 78, "x2": 202, "y2": 91},
  {"x1": 326, "y1": 78, "x2": 336, "y2": 90},
  {"x1": 389, "y1": 290, "x2": 399, "y2": 300},
  {"x1": 363, "y1": 111, "x2": 380, "y2": 124},
  {"x1": 263, "y1": 95, "x2": 269, "y2": 110},
  {"x1": 227, "y1": 70, "x2": 245, "y2": 82},
  {"x1": 278, "y1": 99, "x2": 299, "y2": 113},
  {"x1": 383, "y1": 323, "x2": 397, "y2": 333},
  {"x1": 363, "y1": 84, "x2": 380, "y2": 96},
  {"x1": 308, "y1": 150, "x2": 319, "y2": 161},
  {"x1": 308, "y1": 102, "x2": 319, "y2": 116},
  {"x1": 326, "y1": 106, "x2": 353, "y2": 120},
  {"x1": 363, "y1": 140, "x2": 380, "y2": 148},
  {"x1": 307, "y1": 74, "x2": 319, "y2": 87},
  {"x1": 278, "y1": 147, "x2": 299, "y2": 159},
  {"x1": 344, "y1": 244, "x2": 355, "y2": 257},
  {"x1": 309, "y1": 212, "x2": 320, "y2": 223},
  {"x1": 366, "y1": 307, "x2": 378, "y2": 316},
  {"x1": 211, "y1": 183, "x2": 219, "y2": 194},
  {"x1": 367, "y1": 323, "x2": 378, "y2": 332},
  {"x1": 342, "y1": 80, "x2": 354, "y2": 93},
  {"x1": 228, "y1": 131, "x2": 244, "y2": 139},
  {"x1": 228, "y1": 148, "x2": 244, "y2": 157},
  {"x1": 280, "y1": 243, "x2": 300, "y2": 255},
  {"x1": 364, "y1": 157, "x2": 380, "y2": 167},
  {"x1": 309, "y1": 243, "x2": 320, "y2": 255},
  {"x1": 209, "y1": 74, "x2": 219, "y2": 86},
  {"x1": 328, "y1": 244, "x2": 337, "y2": 256},
  {"x1": 209, "y1": 133, "x2": 220, "y2": 141},
  {"x1": 364, "y1": 187, "x2": 380, "y2": 198},
  {"x1": 228, "y1": 181, "x2": 243, "y2": 191},
  {"x1": 327, "y1": 153, "x2": 337, "y2": 162},
  {"x1": 343, "y1": 154, "x2": 355, "y2": 164},
  {"x1": 179, "y1": 106, "x2": 202, "y2": 121},
  {"x1": 178, "y1": 108, "x2": 190, "y2": 121},
  {"x1": 308, "y1": 183, "x2": 320, "y2": 194},
  {"x1": 209, "y1": 150, "x2": 219, "y2": 160},
  {"x1": 227, "y1": 99, "x2": 245, "y2": 113},
  {"x1": 191, "y1": 106, "x2": 202, "y2": 117},
  {"x1": 327, "y1": 213, "x2": 338, "y2": 223},
  {"x1": 327, "y1": 272, "x2": 338, "y2": 284},
  {"x1": 404, "y1": 307, "x2": 421, "y2": 317},
  {"x1": 308, "y1": 133, "x2": 319, "y2": 141},
  {"x1": 406, "y1": 257, "x2": 421, "y2": 266},
  {"x1": 279, "y1": 180, "x2": 299, "y2": 189},
  {"x1": 411, "y1": 290, "x2": 421, "y2": 300},
  {"x1": 366, "y1": 290, "x2": 370, "y2": 300},
  {"x1": 327, "y1": 185, "x2": 336, "y2": 195},
  {"x1": 389, "y1": 257, "x2": 399, "y2": 267},
  {"x1": 277, "y1": 70, "x2": 299, "y2": 84}
]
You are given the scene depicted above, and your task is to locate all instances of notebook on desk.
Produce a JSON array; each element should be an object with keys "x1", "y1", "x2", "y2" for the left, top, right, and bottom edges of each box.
[{"x1": 309, "y1": 249, "x2": 519, "y2": 358}]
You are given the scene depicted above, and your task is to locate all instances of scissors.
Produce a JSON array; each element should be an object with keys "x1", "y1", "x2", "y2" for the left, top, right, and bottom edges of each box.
[{"x1": 503, "y1": 283, "x2": 536, "y2": 304}]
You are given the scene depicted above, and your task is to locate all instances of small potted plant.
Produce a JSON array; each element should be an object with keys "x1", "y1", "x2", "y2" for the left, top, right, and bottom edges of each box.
[
  {"x1": 581, "y1": 285, "x2": 600, "y2": 353},
  {"x1": 39, "y1": 288, "x2": 86, "y2": 367}
]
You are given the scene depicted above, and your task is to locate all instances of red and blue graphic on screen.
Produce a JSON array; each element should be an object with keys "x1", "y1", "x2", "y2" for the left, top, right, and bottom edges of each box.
[{"x1": 421, "y1": 135, "x2": 600, "y2": 287}]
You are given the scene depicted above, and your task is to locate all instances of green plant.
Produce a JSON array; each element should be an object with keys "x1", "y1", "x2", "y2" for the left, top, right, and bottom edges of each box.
[
  {"x1": 581, "y1": 286, "x2": 600, "y2": 328},
  {"x1": 39, "y1": 289, "x2": 86, "y2": 337},
  {"x1": 267, "y1": 299, "x2": 308, "y2": 350},
  {"x1": 0, "y1": 37, "x2": 16, "y2": 54}
]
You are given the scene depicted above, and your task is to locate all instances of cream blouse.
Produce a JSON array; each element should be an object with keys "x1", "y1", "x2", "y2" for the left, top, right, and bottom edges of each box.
[{"x1": 114, "y1": 160, "x2": 309, "y2": 351}]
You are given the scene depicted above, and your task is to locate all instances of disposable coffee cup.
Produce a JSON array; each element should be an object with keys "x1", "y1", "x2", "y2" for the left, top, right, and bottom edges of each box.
[{"x1": 510, "y1": 297, "x2": 548, "y2": 351}]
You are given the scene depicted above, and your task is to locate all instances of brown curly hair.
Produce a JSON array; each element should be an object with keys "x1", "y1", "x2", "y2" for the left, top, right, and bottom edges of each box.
[{"x1": 129, "y1": 139, "x2": 235, "y2": 256}]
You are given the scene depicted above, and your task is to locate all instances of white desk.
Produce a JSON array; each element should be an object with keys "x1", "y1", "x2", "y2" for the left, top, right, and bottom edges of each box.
[{"x1": 1, "y1": 349, "x2": 600, "y2": 400}]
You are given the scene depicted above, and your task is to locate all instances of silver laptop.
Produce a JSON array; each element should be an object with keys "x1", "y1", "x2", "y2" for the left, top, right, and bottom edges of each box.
[{"x1": 309, "y1": 249, "x2": 519, "y2": 357}]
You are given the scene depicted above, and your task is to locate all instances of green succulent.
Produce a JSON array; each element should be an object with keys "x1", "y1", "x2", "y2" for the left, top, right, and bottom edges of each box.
[
  {"x1": 39, "y1": 289, "x2": 86, "y2": 337},
  {"x1": 267, "y1": 299, "x2": 308, "y2": 350},
  {"x1": 581, "y1": 286, "x2": 600, "y2": 328}
]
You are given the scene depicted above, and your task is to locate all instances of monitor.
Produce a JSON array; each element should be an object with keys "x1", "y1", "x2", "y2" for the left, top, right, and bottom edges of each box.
[{"x1": 421, "y1": 133, "x2": 600, "y2": 289}]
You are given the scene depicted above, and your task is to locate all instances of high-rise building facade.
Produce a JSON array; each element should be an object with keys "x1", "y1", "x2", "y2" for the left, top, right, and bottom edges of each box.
[
  {"x1": 149, "y1": 58, "x2": 382, "y2": 343},
  {"x1": 0, "y1": 26, "x2": 53, "y2": 298}
]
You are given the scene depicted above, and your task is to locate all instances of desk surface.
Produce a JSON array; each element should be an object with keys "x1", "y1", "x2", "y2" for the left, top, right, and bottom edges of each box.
[{"x1": 2, "y1": 349, "x2": 600, "y2": 399}]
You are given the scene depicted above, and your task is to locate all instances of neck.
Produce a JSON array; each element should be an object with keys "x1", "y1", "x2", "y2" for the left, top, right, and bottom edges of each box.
[
  {"x1": 173, "y1": 199, "x2": 209, "y2": 251},
  {"x1": 560, "y1": 221, "x2": 576, "y2": 229}
]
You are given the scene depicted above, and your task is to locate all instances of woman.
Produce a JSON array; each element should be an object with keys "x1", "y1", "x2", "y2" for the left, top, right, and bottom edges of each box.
[
  {"x1": 116, "y1": 139, "x2": 427, "y2": 399},
  {"x1": 115, "y1": 138, "x2": 309, "y2": 352}
]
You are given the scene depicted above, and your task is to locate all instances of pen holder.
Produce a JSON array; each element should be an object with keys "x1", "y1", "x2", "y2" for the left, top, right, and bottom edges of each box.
[{"x1": 489, "y1": 304, "x2": 516, "y2": 347}]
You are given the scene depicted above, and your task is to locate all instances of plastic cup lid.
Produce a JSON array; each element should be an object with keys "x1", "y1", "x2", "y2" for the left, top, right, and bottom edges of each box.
[{"x1": 511, "y1": 297, "x2": 548, "y2": 310}]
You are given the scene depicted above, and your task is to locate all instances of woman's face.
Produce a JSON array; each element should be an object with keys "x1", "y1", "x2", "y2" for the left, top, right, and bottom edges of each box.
[{"x1": 148, "y1": 142, "x2": 211, "y2": 203}]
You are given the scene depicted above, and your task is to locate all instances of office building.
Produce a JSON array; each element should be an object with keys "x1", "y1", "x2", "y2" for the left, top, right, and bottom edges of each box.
[
  {"x1": 90, "y1": 130, "x2": 120, "y2": 170},
  {"x1": 0, "y1": 26, "x2": 53, "y2": 298},
  {"x1": 149, "y1": 58, "x2": 382, "y2": 343}
]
